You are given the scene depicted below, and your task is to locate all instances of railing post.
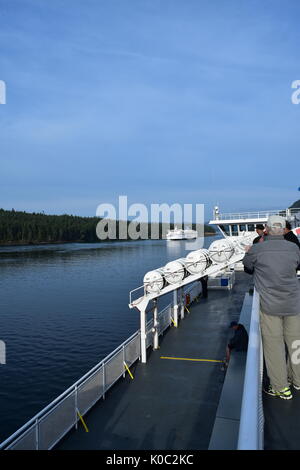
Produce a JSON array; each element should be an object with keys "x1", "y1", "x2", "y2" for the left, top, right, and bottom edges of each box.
[
  {"x1": 153, "y1": 299, "x2": 159, "y2": 350},
  {"x1": 180, "y1": 287, "x2": 185, "y2": 320},
  {"x1": 140, "y1": 308, "x2": 147, "y2": 363},
  {"x1": 173, "y1": 289, "x2": 178, "y2": 327}
]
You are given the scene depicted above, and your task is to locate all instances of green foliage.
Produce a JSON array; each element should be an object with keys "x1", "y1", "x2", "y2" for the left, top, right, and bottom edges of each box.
[
  {"x1": 290, "y1": 199, "x2": 300, "y2": 209},
  {"x1": 0, "y1": 209, "x2": 215, "y2": 245},
  {"x1": 0, "y1": 209, "x2": 100, "y2": 244}
]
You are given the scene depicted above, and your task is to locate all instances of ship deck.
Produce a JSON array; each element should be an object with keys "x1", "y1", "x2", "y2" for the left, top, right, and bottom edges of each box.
[
  {"x1": 55, "y1": 269, "x2": 300, "y2": 451},
  {"x1": 57, "y1": 272, "x2": 252, "y2": 450}
]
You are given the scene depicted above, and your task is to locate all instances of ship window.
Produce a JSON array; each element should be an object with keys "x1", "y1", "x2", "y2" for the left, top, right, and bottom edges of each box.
[
  {"x1": 219, "y1": 224, "x2": 230, "y2": 236},
  {"x1": 239, "y1": 224, "x2": 246, "y2": 232},
  {"x1": 247, "y1": 224, "x2": 255, "y2": 231},
  {"x1": 231, "y1": 224, "x2": 238, "y2": 236}
]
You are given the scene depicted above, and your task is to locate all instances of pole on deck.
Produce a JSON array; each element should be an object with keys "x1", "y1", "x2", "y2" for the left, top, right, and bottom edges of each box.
[
  {"x1": 153, "y1": 299, "x2": 159, "y2": 350},
  {"x1": 140, "y1": 308, "x2": 147, "y2": 363},
  {"x1": 173, "y1": 289, "x2": 178, "y2": 327},
  {"x1": 180, "y1": 287, "x2": 185, "y2": 320}
]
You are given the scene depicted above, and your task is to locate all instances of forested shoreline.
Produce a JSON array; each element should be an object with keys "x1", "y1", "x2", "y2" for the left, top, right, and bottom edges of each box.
[
  {"x1": 290, "y1": 199, "x2": 300, "y2": 209},
  {"x1": 0, "y1": 209, "x2": 215, "y2": 246}
]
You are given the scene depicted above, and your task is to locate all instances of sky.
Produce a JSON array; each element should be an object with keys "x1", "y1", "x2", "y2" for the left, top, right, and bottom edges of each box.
[{"x1": 0, "y1": 0, "x2": 300, "y2": 222}]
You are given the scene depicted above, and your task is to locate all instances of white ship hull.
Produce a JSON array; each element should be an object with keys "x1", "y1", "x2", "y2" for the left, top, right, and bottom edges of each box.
[{"x1": 166, "y1": 227, "x2": 197, "y2": 240}]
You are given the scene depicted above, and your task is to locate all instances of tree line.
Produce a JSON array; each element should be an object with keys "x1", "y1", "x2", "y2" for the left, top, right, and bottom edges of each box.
[
  {"x1": 0, "y1": 209, "x2": 215, "y2": 245},
  {"x1": 290, "y1": 199, "x2": 300, "y2": 209}
]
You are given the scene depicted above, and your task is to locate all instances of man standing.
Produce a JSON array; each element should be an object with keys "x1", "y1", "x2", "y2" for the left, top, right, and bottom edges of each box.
[
  {"x1": 200, "y1": 275, "x2": 208, "y2": 298},
  {"x1": 253, "y1": 224, "x2": 266, "y2": 244},
  {"x1": 284, "y1": 221, "x2": 300, "y2": 249},
  {"x1": 243, "y1": 215, "x2": 300, "y2": 400}
]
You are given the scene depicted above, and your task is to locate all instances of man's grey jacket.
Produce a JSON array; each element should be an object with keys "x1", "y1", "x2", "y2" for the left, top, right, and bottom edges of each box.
[{"x1": 243, "y1": 235, "x2": 300, "y2": 316}]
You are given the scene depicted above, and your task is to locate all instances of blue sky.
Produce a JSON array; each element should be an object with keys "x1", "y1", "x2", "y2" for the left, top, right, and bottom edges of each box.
[{"x1": 0, "y1": 0, "x2": 300, "y2": 221}]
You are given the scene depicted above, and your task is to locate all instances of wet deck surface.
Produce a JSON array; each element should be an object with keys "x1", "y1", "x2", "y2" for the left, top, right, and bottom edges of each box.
[{"x1": 57, "y1": 272, "x2": 251, "y2": 450}]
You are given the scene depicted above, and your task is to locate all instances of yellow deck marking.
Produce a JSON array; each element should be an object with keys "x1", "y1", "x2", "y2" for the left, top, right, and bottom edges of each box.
[
  {"x1": 123, "y1": 361, "x2": 134, "y2": 380},
  {"x1": 160, "y1": 356, "x2": 223, "y2": 363},
  {"x1": 77, "y1": 410, "x2": 89, "y2": 432}
]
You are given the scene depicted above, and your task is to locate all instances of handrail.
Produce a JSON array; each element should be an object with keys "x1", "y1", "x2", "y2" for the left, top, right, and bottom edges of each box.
[
  {"x1": 212, "y1": 208, "x2": 300, "y2": 221},
  {"x1": 237, "y1": 289, "x2": 264, "y2": 450},
  {"x1": 0, "y1": 329, "x2": 140, "y2": 450}
]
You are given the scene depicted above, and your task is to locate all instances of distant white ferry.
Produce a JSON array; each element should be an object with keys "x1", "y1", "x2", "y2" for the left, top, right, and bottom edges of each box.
[{"x1": 166, "y1": 226, "x2": 198, "y2": 240}]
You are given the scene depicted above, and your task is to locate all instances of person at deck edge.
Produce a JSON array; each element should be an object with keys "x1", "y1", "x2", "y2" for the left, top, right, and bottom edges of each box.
[
  {"x1": 285, "y1": 221, "x2": 300, "y2": 249},
  {"x1": 253, "y1": 223, "x2": 266, "y2": 244},
  {"x1": 243, "y1": 215, "x2": 300, "y2": 400}
]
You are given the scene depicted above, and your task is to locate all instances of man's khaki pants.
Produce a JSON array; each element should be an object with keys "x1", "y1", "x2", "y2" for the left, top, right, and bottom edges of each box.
[{"x1": 260, "y1": 310, "x2": 300, "y2": 391}]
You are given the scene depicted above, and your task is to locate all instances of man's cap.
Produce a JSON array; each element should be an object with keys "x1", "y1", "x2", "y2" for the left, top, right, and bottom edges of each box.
[
  {"x1": 267, "y1": 215, "x2": 286, "y2": 229},
  {"x1": 229, "y1": 321, "x2": 238, "y2": 328},
  {"x1": 256, "y1": 224, "x2": 264, "y2": 230}
]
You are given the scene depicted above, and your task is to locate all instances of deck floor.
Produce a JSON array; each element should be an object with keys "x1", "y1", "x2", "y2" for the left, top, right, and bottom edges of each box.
[
  {"x1": 57, "y1": 272, "x2": 251, "y2": 450},
  {"x1": 264, "y1": 380, "x2": 300, "y2": 449}
]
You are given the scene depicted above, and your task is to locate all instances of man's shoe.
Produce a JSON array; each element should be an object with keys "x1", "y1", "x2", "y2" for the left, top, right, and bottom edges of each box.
[
  {"x1": 293, "y1": 383, "x2": 300, "y2": 390},
  {"x1": 263, "y1": 385, "x2": 277, "y2": 397},
  {"x1": 263, "y1": 385, "x2": 293, "y2": 400},
  {"x1": 277, "y1": 387, "x2": 293, "y2": 400}
]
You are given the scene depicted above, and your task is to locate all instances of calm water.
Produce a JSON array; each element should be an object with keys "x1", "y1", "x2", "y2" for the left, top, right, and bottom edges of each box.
[{"x1": 0, "y1": 236, "x2": 217, "y2": 442}]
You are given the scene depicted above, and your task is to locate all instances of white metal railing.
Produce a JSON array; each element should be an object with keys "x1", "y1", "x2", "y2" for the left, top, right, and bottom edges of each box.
[
  {"x1": 213, "y1": 208, "x2": 300, "y2": 221},
  {"x1": 237, "y1": 289, "x2": 264, "y2": 450},
  {"x1": 0, "y1": 330, "x2": 141, "y2": 450},
  {"x1": 145, "y1": 281, "x2": 201, "y2": 348},
  {"x1": 0, "y1": 282, "x2": 201, "y2": 451}
]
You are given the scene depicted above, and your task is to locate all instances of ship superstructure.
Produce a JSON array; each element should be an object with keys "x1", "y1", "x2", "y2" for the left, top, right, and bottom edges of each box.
[{"x1": 209, "y1": 205, "x2": 300, "y2": 237}]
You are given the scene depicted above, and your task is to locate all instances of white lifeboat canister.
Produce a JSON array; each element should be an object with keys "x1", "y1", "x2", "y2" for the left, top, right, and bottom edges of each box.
[
  {"x1": 163, "y1": 258, "x2": 188, "y2": 285},
  {"x1": 185, "y1": 249, "x2": 211, "y2": 275},
  {"x1": 234, "y1": 234, "x2": 256, "y2": 252},
  {"x1": 143, "y1": 268, "x2": 165, "y2": 294},
  {"x1": 208, "y1": 239, "x2": 235, "y2": 264}
]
